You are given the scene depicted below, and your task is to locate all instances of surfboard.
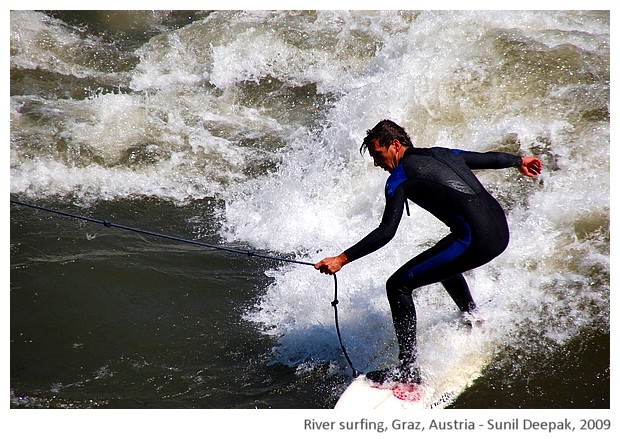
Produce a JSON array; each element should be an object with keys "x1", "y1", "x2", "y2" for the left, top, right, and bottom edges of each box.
[
  {"x1": 334, "y1": 305, "x2": 495, "y2": 410},
  {"x1": 334, "y1": 375, "x2": 457, "y2": 410}
]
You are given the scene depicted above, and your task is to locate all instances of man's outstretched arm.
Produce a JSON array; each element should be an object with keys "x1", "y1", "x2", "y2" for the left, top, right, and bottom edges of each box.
[{"x1": 457, "y1": 150, "x2": 542, "y2": 177}]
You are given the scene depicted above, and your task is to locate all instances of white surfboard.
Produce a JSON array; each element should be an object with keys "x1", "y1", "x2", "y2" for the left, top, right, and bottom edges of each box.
[
  {"x1": 334, "y1": 375, "x2": 457, "y2": 410},
  {"x1": 334, "y1": 306, "x2": 495, "y2": 410}
]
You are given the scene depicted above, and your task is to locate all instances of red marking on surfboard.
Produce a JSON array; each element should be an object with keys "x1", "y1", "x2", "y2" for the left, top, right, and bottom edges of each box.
[
  {"x1": 392, "y1": 383, "x2": 423, "y2": 401},
  {"x1": 369, "y1": 382, "x2": 423, "y2": 402}
]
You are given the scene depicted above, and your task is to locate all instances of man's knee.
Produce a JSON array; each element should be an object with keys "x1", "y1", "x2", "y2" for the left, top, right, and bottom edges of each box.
[{"x1": 386, "y1": 274, "x2": 411, "y2": 303}]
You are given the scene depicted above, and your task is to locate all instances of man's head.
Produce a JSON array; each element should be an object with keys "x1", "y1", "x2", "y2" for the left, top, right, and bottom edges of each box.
[
  {"x1": 360, "y1": 120, "x2": 413, "y2": 154},
  {"x1": 361, "y1": 120, "x2": 413, "y2": 173}
]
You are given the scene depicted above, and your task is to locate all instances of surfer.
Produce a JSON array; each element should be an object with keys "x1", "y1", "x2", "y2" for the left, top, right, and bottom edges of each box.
[{"x1": 315, "y1": 119, "x2": 542, "y2": 385}]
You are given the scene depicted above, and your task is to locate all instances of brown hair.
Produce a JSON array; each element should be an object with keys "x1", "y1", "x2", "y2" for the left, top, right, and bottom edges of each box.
[{"x1": 360, "y1": 119, "x2": 413, "y2": 154}]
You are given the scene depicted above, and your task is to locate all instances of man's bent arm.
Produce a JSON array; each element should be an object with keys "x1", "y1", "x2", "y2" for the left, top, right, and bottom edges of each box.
[{"x1": 315, "y1": 184, "x2": 407, "y2": 274}]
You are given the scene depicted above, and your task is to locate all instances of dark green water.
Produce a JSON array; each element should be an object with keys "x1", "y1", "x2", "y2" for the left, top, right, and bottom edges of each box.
[{"x1": 10, "y1": 199, "x2": 345, "y2": 409}]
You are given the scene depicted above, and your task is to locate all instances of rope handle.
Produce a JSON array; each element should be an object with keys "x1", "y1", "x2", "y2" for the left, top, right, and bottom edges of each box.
[{"x1": 331, "y1": 273, "x2": 359, "y2": 376}]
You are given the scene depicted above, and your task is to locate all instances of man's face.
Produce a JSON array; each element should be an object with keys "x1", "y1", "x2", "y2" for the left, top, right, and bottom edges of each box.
[{"x1": 368, "y1": 139, "x2": 400, "y2": 173}]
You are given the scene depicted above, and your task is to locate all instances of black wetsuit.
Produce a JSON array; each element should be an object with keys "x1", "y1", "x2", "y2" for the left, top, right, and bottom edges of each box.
[{"x1": 344, "y1": 147, "x2": 522, "y2": 365}]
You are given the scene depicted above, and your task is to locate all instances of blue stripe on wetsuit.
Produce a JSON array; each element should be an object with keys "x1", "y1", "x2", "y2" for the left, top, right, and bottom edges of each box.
[
  {"x1": 402, "y1": 219, "x2": 472, "y2": 281},
  {"x1": 386, "y1": 164, "x2": 408, "y2": 198}
]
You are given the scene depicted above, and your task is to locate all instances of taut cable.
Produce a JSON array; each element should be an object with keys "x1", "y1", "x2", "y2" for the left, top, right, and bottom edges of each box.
[{"x1": 10, "y1": 199, "x2": 359, "y2": 376}]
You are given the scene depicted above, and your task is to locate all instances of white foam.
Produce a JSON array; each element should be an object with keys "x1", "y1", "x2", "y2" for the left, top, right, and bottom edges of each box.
[{"x1": 226, "y1": 12, "x2": 609, "y2": 385}]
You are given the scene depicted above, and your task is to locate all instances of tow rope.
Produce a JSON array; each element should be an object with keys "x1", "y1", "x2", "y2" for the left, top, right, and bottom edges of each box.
[{"x1": 10, "y1": 199, "x2": 359, "y2": 376}]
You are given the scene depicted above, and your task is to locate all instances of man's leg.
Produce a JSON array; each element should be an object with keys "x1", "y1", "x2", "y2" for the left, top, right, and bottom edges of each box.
[
  {"x1": 368, "y1": 236, "x2": 473, "y2": 384},
  {"x1": 441, "y1": 274, "x2": 476, "y2": 313},
  {"x1": 366, "y1": 274, "x2": 421, "y2": 384},
  {"x1": 386, "y1": 281, "x2": 417, "y2": 367}
]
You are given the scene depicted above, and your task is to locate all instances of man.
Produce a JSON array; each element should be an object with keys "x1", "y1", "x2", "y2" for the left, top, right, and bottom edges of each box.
[{"x1": 315, "y1": 120, "x2": 542, "y2": 384}]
